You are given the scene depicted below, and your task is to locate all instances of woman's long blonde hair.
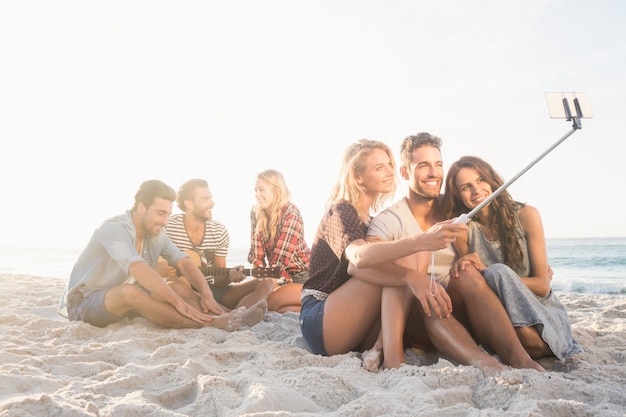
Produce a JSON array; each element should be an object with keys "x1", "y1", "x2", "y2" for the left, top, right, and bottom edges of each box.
[
  {"x1": 254, "y1": 169, "x2": 291, "y2": 244},
  {"x1": 329, "y1": 139, "x2": 396, "y2": 218}
]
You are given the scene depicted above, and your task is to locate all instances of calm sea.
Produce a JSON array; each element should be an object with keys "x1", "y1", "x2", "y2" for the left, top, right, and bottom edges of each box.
[{"x1": 1, "y1": 237, "x2": 624, "y2": 294}]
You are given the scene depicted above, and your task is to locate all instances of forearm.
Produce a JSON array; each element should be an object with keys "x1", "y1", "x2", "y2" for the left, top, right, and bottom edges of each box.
[
  {"x1": 129, "y1": 262, "x2": 181, "y2": 305},
  {"x1": 209, "y1": 256, "x2": 232, "y2": 287},
  {"x1": 521, "y1": 276, "x2": 551, "y2": 297},
  {"x1": 177, "y1": 259, "x2": 212, "y2": 295},
  {"x1": 346, "y1": 237, "x2": 424, "y2": 269},
  {"x1": 348, "y1": 221, "x2": 466, "y2": 268},
  {"x1": 347, "y1": 261, "x2": 425, "y2": 287}
]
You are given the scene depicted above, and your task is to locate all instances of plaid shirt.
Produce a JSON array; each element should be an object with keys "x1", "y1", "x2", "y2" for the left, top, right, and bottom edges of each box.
[{"x1": 248, "y1": 203, "x2": 310, "y2": 280}]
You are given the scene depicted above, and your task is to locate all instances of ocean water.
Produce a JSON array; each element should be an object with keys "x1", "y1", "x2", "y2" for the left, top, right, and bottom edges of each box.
[
  {"x1": 1, "y1": 237, "x2": 624, "y2": 294},
  {"x1": 545, "y1": 237, "x2": 626, "y2": 294}
]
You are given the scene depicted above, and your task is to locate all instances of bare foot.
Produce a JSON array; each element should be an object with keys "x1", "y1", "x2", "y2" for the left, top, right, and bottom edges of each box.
[
  {"x1": 208, "y1": 307, "x2": 244, "y2": 331},
  {"x1": 472, "y1": 357, "x2": 509, "y2": 376},
  {"x1": 509, "y1": 356, "x2": 546, "y2": 372},
  {"x1": 361, "y1": 348, "x2": 383, "y2": 373},
  {"x1": 242, "y1": 300, "x2": 267, "y2": 327}
]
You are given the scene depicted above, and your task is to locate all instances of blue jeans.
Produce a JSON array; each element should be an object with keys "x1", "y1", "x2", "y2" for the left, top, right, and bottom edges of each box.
[{"x1": 299, "y1": 295, "x2": 328, "y2": 355}]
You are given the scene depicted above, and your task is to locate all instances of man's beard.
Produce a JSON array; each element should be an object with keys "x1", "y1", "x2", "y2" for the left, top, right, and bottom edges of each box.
[{"x1": 193, "y1": 208, "x2": 211, "y2": 222}]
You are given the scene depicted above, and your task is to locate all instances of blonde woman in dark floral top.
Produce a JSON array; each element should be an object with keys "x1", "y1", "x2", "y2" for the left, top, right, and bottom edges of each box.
[{"x1": 300, "y1": 139, "x2": 461, "y2": 357}]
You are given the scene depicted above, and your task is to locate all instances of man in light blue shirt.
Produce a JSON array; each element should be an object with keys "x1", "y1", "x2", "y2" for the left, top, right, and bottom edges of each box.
[{"x1": 58, "y1": 180, "x2": 250, "y2": 330}]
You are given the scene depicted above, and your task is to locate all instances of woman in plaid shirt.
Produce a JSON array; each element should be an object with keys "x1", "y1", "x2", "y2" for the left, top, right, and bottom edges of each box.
[{"x1": 248, "y1": 169, "x2": 311, "y2": 313}]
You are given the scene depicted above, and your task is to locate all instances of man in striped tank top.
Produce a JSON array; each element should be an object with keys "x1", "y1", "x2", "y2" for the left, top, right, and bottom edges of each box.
[{"x1": 157, "y1": 179, "x2": 272, "y2": 326}]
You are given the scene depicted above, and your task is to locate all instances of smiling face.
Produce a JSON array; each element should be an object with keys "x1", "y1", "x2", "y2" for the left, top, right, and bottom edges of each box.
[
  {"x1": 355, "y1": 147, "x2": 396, "y2": 196},
  {"x1": 402, "y1": 145, "x2": 444, "y2": 199},
  {"x1": 188, "y1": 186, "x2": 215, "y2": 222},
  {"x1": 138, "y1": 197, "x2": 173, "y2": 236},
  {"x1": 254, "y1": 178, "x2": 275, "y2": 211},
  {"x1": 454, "y1": 167, "x2": 494, "y2": 210}
]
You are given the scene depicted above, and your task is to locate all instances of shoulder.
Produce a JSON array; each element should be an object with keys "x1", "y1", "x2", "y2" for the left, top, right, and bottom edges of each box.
[
  {"x1": 283, "y1": 203, "x2": 303, "y2": 218},
  {"x1": 98, "y1": 211, "x2": 133, "y2": 234},
  {"x1": 383, "y1": 198, "x2": 410, "y2": 216},
  {"x1": 371, "y1": 198, "x2": 409, "y2": 226},
  {"x1": 207, "y1": 218, "x2": 227, "y2": 231},
  {"x1": 517, "y1": 203, "x2": 541, "y2": 220},
  {"x1": 165, "y1": 214, "x2": 186, "y2": 236},
  {"x1": 325, "y1": 202, "x2": 366, "y2": 241},
  {"x1": 322, "y1": 202, "x2": 361, "y2": 229},
  {"x1": 285, "y1": 202, "x2": 300, "y2": 212},
  {"x1": 167, "y1": 213, "x2": 184, "y2": 226},
  {"x1": 517, "y1": 204, "x2": 543, "y2": 231},
  {"x1": 333, "y1": 201, "x2": 359, "y2": 219},
  {"x1": 206, "y1": 219, "x2": 229, "y2": 239}
]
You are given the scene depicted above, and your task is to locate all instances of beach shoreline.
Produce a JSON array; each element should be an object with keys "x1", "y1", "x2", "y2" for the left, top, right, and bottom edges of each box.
[{"x1": 1, "y1": 274, "x2": 625, "y2": 416}]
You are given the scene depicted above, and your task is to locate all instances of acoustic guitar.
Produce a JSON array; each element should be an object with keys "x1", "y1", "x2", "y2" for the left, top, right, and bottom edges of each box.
[{"x1": 183, "y1": 250, "x2": 281, "y2": 280}]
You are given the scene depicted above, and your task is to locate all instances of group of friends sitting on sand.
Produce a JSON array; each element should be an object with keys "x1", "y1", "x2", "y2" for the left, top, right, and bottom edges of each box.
[{"x1": 58, "y1": 132, "x2": 582, "y2": 374}]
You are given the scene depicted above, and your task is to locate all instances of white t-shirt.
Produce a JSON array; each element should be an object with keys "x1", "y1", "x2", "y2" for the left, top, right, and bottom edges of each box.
[{"x1": 367, "y1": 198, "x2": 456, "y2": 287}]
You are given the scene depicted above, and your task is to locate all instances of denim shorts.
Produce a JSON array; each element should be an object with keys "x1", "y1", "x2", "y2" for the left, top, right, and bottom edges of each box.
[
  {"x1": 210, "y1": 285, "x2": 229, "y2": 303},
  {"x1": 69, "y1": 288, "x2": 123, "y2": 328},
  {"x1": 299, "y1": 295, "x2": 328, "y2": 356},
  {"x1": 289, "y1": 271, "x2": 310, "y2": 284}
]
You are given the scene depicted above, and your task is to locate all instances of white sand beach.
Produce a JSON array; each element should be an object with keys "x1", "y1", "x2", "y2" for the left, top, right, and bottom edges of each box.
[{"x1": 1, "y1": 274, "x2": 625, "y2": 417}]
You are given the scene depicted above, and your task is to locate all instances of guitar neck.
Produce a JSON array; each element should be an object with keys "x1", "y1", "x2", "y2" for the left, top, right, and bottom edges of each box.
[{"x1": 199, "y1": 266, "x2": 252, "y2": 277}]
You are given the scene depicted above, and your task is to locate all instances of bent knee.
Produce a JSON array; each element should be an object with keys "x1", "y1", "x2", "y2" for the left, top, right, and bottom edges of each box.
[
  {"x1": 169, "y1": 279, "x2": 196, "y2": 297},
  {"x1": 118, "y1": 283, "x2": 146, "y2": 300},
  {"x1": 107, "y1": 284, "x2": 149, "y2": 312},
  {"x1": 260, "y1": 279, "x2": 276, "y2": 292},
  {"x1": 449, "y1": 266, "x2": 489, "y2": 289}
]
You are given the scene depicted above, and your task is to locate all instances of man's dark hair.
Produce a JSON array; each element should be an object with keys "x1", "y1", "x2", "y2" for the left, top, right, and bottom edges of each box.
[
  {"x1": 399, "y1": 132, "x2": 442, "y2": 168},
  {"x1": 132, "y1": 180, "x2": 176, "y2": 211},
  {"x1": 177, "y1": 178, "x2": 209, "y2": 212}
]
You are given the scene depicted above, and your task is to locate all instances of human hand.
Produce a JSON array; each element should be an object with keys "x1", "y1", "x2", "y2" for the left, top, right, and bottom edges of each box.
[
  {"x1": 419, "y1": 220, "x2": 467, "y2": 251},
  {"x1": 155, "y1": 259, "x2": 177, "y2": 279},
  {"x1": 450, "y1": 252, "x2": 486, "y2": 279},
  {"x1": 229, "y1": 266, "x2": 246, "y2": 283},
  {"x1": 198, "y1": 292, "x2": 227, "y2": 316},
  {"x1": 173, "y1": 298, "x2": 217, "y2": 324},
  {"x1": 547, "y1": 264, "x2": 554, "y2": 282},
  {"x1": 407, "y1": 272, "x2": 452, "y2": 319}
]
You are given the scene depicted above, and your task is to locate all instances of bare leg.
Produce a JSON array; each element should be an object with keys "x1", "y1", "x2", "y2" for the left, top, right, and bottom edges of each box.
[
  {"x1": 376, "y1": 251, "x2": 431, "y2": 370},
  {"x1": 423, "y1": 314, "x2": 508, "y2": 375},
  {"x1": 167, "y1": 278, "x2": 204, "y2": 310},
  {"x1": 323, "y1": 278, "x2": 383, "y2": 355},
  {"x1": 241, "y1": 300, "x2": 268, "y2": 327},
  {"x1": 447, "y1": 265, "x2": 545, "y2": 371},
  {"x1": 380, "y1": 286, "x2": 414, "y2": 369},
  {"x1": 516, "y1": 326, "x2": 552, "y2": 359},
  {"x1": 220, "y1": 279, "x2": 274, "y2": 310},
  {"x1": 267, "y1": 283, "x2": 303, "y2": 313},
  {"x1": 105, "y1": 284, "x2": 243, "y2": 330},
  {"x1": 402, "y1": 299, "x2": 506, "y2": 375},
  {"x1": 364, "y1": 252, "x2": 430, "y2": 371}
]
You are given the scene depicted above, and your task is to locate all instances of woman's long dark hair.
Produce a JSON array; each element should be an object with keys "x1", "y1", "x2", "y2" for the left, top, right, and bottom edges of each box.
[{"x1": 442, "y1": 156, "x2": 525, "y2": 272}]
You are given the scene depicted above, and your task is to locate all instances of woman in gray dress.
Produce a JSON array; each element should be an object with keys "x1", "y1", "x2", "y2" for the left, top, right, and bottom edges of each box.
[{"x1": 443, "y1": 156, "x2": 581, "y2": 360}]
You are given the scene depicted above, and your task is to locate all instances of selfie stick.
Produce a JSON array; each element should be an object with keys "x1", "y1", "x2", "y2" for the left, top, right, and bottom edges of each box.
[{"x1": 453, "y1": 96, "x2": 585, "y2": 225}]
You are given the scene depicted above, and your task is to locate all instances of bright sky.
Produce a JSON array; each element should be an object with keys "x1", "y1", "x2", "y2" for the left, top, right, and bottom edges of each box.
[{"x1": 1, "y1": 0, "x2": 625, "y2": 251}]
